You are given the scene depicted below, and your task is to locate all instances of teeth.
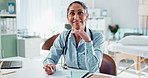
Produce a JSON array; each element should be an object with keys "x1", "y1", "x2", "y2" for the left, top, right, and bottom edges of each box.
[{"x1": 73, "y1": 22, "x2": 80, "y2": 23}]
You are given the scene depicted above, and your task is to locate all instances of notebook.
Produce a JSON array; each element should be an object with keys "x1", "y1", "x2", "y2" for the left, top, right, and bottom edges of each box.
[
  {"x1": 70, "y1": 71, "x2": 88, "y2": 78},
  {"x1": 81, "y1": 72, "x2": 112, "y2": 78},
  {"x1": 0, "y1": 61, "x2": 22, "y2": 69}
]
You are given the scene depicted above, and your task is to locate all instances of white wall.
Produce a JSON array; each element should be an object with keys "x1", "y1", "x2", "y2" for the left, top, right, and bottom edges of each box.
[
  {"x1": 16, "y1": 0, "x2": 64, "y2": 37},
  {"x1": 83, "y1": 0, "x2": 139, "y2": 28},
  {"x1": 52, "y1": 0, "x2": 139, "y2": 28},
  {"x1": 16, "y1": 0, "x2": 140, "y2": 38}
]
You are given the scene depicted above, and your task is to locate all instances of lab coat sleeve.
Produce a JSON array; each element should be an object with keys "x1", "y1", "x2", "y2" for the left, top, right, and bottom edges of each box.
[
  {"x1": 85, "y1": 32, "x2": 105, "y2": 73},
  {"x1": 43, "y1": 32, "x2": 67, "y2": 66}
]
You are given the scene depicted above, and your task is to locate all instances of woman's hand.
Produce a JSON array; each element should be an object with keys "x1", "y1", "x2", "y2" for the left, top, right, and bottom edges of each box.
[
  {"x1": 43, "y1": 64, "x2": 56, "y2": 75},
  {"x1": 71, "y1": 26, "x2": 91, "y2": 42}
]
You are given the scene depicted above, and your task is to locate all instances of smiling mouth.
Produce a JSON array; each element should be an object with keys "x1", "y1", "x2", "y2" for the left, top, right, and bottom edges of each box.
[
  {"x1": 73, "y1": 21, "x2": 82, "y2": 24},
  {"x1": 73, "y1": 22, "x2": 80, "y2": 23}
]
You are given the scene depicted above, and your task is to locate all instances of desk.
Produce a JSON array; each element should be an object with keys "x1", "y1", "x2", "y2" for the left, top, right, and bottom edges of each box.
[{"x1": 1, "y1": 57, "x2": 122, "y2": 78}]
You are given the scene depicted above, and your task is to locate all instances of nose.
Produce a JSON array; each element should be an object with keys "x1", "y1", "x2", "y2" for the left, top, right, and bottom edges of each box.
[{"x1": 74, "y1": 14, "x2": 79, "y2": 20}]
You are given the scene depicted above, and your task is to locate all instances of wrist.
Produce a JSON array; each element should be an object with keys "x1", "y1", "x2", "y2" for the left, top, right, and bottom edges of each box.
[{"x1": 85, "y1": 40, "x2": 91, "y2": 42}]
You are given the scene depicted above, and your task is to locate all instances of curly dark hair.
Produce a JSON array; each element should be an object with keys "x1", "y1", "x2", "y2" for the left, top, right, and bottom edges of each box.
[{"x1": 67, "y1": 1, "x2": 88, "y2": 16}]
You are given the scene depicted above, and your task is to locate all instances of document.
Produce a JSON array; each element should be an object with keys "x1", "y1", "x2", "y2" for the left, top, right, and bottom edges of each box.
[
  {"x1": 46, "y1": 68, "x2": 114, "y2": 78},
  {"x1": 70, "y1": 71, "x2": 88, "y2": 78},
  {"x1": 46, "y1": 69, "x2": 70, "y2": 78},
  {"x1": 46, "y1": 69, "x2": 87, "y2": 78}
]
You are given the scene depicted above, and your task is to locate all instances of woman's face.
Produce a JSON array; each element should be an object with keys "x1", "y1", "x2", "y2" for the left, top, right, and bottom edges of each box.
[{"x1": 67, "y1": 3, "x2": 89, "y2": 30}]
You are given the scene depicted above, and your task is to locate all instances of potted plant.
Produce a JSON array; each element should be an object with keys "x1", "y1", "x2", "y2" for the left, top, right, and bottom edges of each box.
[{"x1": 108, "y1": 25, "x2": 119, "y2": 39}]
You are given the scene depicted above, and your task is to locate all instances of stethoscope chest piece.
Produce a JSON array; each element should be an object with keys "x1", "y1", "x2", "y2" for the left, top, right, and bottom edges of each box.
[{"x1": 62, "y1": 64, "x2": 68, "y2": 69}]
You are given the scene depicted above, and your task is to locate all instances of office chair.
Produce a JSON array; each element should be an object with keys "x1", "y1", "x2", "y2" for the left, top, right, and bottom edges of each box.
[
  {"x1": 42, "y1": 34, "x2": 59, "y2": 50},
  {"x1": 42, "y1": 34, "x2": 117, "y2": 76},
  {"x1": 100, "y1": 54, "x2": 117, "y2": 76}
]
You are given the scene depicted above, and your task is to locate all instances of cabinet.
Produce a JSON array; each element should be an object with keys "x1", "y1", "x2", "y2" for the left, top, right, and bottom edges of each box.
[
  {"x1": 0, "y1": 15, "x2": 17, "y2": 58},
  {"x1": 18, "y1": 38, "x2": 42, "y2": 58},
  {"x1": 1, "y1": 35, "x2": 17, "y2": 58},
  {"x1": 0, "y1": 0, "x2": 17, "y2": 58},
  {"x1": 0, "y1": 14, "x2": 17, "y2": 34},
  {"x1": 0, "y1": 14, "x2": 17, "y2": 58},
  {"x1": 88, "y1": 17, "x2": 111, "y2": 38}
]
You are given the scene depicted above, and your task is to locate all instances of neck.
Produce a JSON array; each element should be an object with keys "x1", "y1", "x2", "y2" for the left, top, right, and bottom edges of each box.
[
  {"x1": 74, "y1": 33, "x2": 81, "y2": 40},
  {"x1": 74, "y1": 34, "x2": 81, "y2": 48}
]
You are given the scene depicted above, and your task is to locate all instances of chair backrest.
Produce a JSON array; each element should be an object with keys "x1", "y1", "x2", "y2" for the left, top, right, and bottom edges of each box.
[
  {"x1": 100, "y1": 54, "x2": 117, "y2": 76},
  {"x1": 42, "y1": 34, "x2": 117, "y2": 76},
  {"x1": 42, "y1": 34, "x2": 59, "y2": 50}
]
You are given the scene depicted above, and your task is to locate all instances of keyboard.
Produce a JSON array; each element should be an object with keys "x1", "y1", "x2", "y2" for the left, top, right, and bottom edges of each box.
[
  {"x1": 1, "y1": 61, "x2": 12, "y2": 68},
  {"x1": 1, "y1": 61, "x2": 22, "y2": 69}
]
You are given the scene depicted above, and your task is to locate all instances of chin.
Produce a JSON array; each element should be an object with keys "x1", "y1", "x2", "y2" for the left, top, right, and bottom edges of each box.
[
  {"x1": 74, "y1": 26, "x2": 80, "y2": 30},
  {"x1": 73, "y1": 26, "x2": 81, "y2": 30},
  {"x1": 75, "y1": 28, "x2": 80, "y2": 30}
]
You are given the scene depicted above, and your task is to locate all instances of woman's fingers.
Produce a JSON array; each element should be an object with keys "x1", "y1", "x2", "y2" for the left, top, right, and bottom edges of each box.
[
  {"x1": 71, "y1": 28, "x2": 79, "y2": 34},
  {"x1": 49, "y1": 64, "x2": 56, "y2": 72},
  {"x1": 46, "y1": 70, "x2": 54, "y2": 75},
  {"x1": 71, "y1": 27, "x2": 91, "y2": 42},
  {"x1": 43, "y1": 64, "x2": 56, "y2": 75}
]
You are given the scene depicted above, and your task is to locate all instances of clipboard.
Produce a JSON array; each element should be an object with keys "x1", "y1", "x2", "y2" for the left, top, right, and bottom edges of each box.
[
  {"x1": 70, "y1": 71, "x2": 88, "y2": 78},
  {"x1": 89, "y1": 74, "x2": 111, "y2": 78},
  {"x1": 82, "y1": 72, "x2": 111, "y2": 78}
]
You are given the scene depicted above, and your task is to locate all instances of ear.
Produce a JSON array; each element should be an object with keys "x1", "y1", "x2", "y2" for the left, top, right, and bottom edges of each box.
[
  {"x1": 67, "y1": 16, "x2": 68, "y2": 20},
  {"x1": 67, "y1": 16, "x2": 70, "y2": 24},
  {"x1": 85, "y1": 14, "x2": 89, "y2": 21}
]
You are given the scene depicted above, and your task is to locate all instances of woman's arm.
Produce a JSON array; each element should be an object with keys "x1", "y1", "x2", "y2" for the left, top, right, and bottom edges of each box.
[
  {"x1": 43, "y1": 31, "x2": 68, "y2": 66},
  {"x1": 85, "y1": 32, "x2": 105, "y2": 73}
]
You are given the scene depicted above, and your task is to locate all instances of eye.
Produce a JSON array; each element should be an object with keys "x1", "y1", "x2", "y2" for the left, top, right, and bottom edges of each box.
[
  {"x1": 78, "y1": 12, "x2": 83, "y2": 15},
  {"x1": 69, "y1": 12, "x2": 75, "y2": 16}
]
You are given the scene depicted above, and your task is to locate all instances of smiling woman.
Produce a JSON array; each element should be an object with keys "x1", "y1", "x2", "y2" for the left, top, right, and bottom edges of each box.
[
  {"x1": 67, "y1": 2, "x2": 89, "y2": 30},
  {"x1": 43, "y1": 1, "x2": 105, "y2": 75}
]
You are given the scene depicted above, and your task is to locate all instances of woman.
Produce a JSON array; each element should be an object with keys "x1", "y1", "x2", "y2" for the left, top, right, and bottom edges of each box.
[{"x1": 43, "y1": 1, "x2": 104, "y2": 75}]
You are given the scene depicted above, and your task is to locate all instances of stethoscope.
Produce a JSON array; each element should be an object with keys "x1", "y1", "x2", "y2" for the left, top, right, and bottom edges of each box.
[
  {"x1": 60, "y1": 30, "x2": 71, "y2": 69},
  {"x1": 60, "y1": 28, "x2": 93, "y2": 69},
  {"x1": 61, "y1": 54, "x2": 68, "y2": 69}
]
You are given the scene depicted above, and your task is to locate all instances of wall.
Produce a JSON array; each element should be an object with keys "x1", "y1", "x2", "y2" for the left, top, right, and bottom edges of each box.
[
  {"x1": 0, "y1": 0, "x2": 6, "y2": 10},
  {"x1": 16, "y1": 0, "x2": 64, "y2": 38},
  {"x1": 51, "y1": 0, "x2": 139, "y2": 28},
  {"x1": 16, "y1": 0, "x2": 140, "y2": 39},
  {"x1": 83, "y1": 0, "x2": 139, "y2": 28}
]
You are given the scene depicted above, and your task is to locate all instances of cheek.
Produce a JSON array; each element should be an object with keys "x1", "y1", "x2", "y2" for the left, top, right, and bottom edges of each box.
[
  {"x1": 80, "y1": 17, "x2": 85, "y2": 21},
  {"x1": 68, "y1": 17, "x2": 73, "y2": 22},
  {"x1": 67, "y1": 18, "x2": 73, "y2": 26}
]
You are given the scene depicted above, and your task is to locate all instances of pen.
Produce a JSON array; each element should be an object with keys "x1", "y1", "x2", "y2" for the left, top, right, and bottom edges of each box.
[
  {"x1": 2, "y1": 71, "x2": 16, "y2": 75},
  {"x1": 49, "y1": 66, "x2": 54, "y2": 72},
  {"x1": 82, "y1": 72, "x2": 89, "y2": 78}
]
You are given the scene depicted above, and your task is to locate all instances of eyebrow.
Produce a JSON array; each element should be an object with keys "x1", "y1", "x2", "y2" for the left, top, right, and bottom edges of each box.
[{"x1": 69, "y1": 9, "x2": 84, "y2": 12}]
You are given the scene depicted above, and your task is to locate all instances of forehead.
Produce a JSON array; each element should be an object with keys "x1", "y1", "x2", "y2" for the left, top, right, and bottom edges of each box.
[{"x1": 69, "y1": 3, "x2": 84, "y2": 11}]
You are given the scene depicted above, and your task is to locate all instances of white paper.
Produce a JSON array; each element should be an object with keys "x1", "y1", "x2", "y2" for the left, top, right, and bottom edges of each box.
[{"x1": 46, "y1": 69, "x2": 70, "y2": 78}]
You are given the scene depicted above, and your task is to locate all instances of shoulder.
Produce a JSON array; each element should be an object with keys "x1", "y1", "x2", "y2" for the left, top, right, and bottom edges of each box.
[
  {"x1": 53, "y1": 30, "x2": 71, "y2": 47},
  {"x1": 91, "y1": 30, "x2": 104, "y2": 39},
  {"x1": 89, "y1": 29, "x2": 105, "y2": 43},
  {"x1": 57, "y1": 30, "x2": 71, "y2": 41},
  {"x1": 59, "y1": 30, "x2": 71, "y2": 37}
]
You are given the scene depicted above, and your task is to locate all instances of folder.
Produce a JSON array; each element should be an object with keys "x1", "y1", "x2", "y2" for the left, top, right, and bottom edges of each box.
[{"x1": 70, "y1": 71, "x2": 88, "y2": 78}]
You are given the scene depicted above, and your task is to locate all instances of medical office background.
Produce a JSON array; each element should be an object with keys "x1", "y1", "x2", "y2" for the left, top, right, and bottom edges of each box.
[{"x1": 0, "y1": 0, "x2": 147, "y2": 60}]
